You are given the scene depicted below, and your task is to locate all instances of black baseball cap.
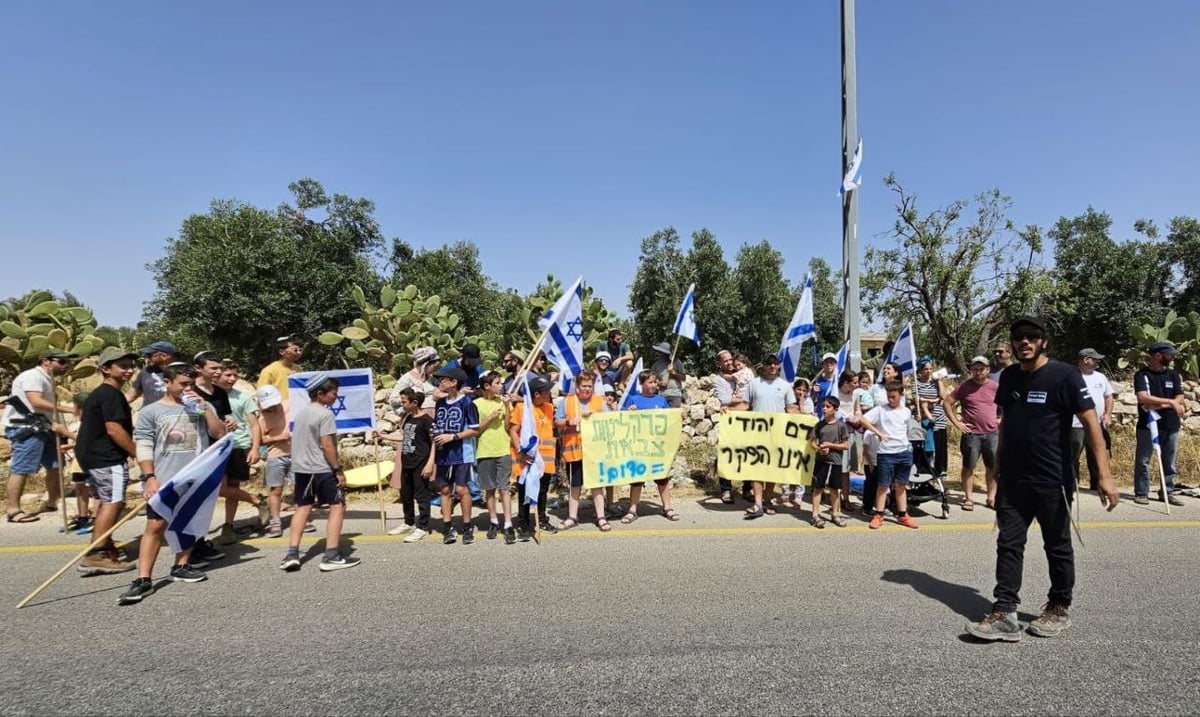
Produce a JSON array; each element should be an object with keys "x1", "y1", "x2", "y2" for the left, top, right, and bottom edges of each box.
[
  {"x1": 1009, "y1": 316, "x2": 1047, "y2": 335},
  {"x1": 761, "y1": 353, "x2": 781, "y2": 365}
]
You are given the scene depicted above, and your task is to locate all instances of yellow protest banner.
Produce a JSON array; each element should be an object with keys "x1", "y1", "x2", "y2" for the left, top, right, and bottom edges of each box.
[
  {"x1": 582, "y1": 409, "x2": 683, "y2": 489},
  {"x1": 717, "y1": 411, "x2": 819, "y2": 485}
]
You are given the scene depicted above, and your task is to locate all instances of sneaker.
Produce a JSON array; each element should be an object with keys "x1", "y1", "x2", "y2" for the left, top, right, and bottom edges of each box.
[
  {"x1": 169, "y1": 564, "x2": 208, "y2": 583},
  {"x1": 1027, "y1": 603, "x2": 1071, "y2": 638},
  {"x1": 118, "y1": 578, "x2": 154, "y2": 605},
  {"x1": 77, "y1": 550, "x2": 136, "y2": 576},
  {"x1": 65, "y1": 516, "x2": 84, "y2": 531},
  {"x1": 965, "y1": 611, "x2": 1022, "y2": 642},
  {"x1": 1133, "y1": 495, "x2": 1150, "y2": 505},
  {"x1": 538, "y1": 520, "x2": 558, "y2": 535},
  {"x1": 486, "y1": 523, "x2": 499, "y2": 540},
  {"x1": 257, "y1": 497, "x2": 271, "y2": 527},
  {"x1": 1168, "y1": 495, "x2": 1185, "y2": 507},
  {"x1": 193, "y1": 539, "x2": 225, "y2": 562},
  {"x1": 897, "y1": 515, "x2": 919, "y2": 529},
  {"x1": 319, "y1": 554, "x2": 362, "y2": 572},
  {"x1": 216, "y1": 523, "x2": 238, "y2": 546},
  {"x1": 403, "y1": 528, "x2": 428, "y2": 543},
  {"x1": 190, "y1": 558, "x2": 211, "y2": 570},
  {"x1": 463, "y1": 526, "x2": 475, "y2": 545},
  {"x1": 504, "y1": 527, "x2": 517, "y2": 544},
  {"x1": 869, "y1": 513, "x2": 884, "y2": 530},
  {"x1": 387, "y1": 523, "x2": 415, "y2": 536},
  {"x1": 266, "y1": 523, "x2": 283, "y2": 538},
  {"x1": 443, "y1": 527, "x2": 458, "y2": 545},
  {"x1": 76, "y1": 518, "x2": 94, "y2": 535},
  {"x1": 518, "y1": 525, "x2": 532, "y2": 543},
  {"x1": 279, "y1": 554, "x2": 301, "y2": 571}
]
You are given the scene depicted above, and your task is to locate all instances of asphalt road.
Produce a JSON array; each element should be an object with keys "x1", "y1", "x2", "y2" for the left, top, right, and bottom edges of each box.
[{"x1": 1, "y1": 490, "x2": 1197, "y2": 716}]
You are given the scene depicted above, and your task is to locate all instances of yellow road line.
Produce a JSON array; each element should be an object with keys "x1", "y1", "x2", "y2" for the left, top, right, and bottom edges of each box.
[{"x1": 1, "y1": 520, "x2": 1198, "y2": 555}]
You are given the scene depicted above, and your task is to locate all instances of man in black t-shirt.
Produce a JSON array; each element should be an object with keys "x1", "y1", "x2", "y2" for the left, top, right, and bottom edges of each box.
[
  {"x1": 76, "y1": 347, "x2": 140, "y2": 576},
  {"x1": 1132, "y1": 341, "x2": 1186, "y2": 506},
  {"x1": 189, "y1": 352, "x2": 234, "y2": 563},
  {"x1": 966, "y1": 316, "x2": 1118, "y2": 643}
]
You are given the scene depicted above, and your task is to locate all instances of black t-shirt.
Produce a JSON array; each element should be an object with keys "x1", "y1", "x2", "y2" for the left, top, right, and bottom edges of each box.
[
  {"x1": 1133, "y1": 366, "x2": 1183, "y2": 432},
  {"x1": 194, "y1": 384, "x2": 232, "y2": 440},
  {"x1": 76, "y1": 383, "x2": 134, "y2": 470},
  {"x1": 996, "y1": 360, "x2": 1094, "y2": 487},
  {"x1": 399, "y1": 414, "x2": 434, "y2": 470}
]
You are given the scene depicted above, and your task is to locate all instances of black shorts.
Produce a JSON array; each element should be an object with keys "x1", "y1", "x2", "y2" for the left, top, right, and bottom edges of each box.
[
  {"x1": 811, "y1": 462, "x2": 843, "y2": 491},
  {"x1": 71, "y1": 472, "x2": 87, "y2": 485},
  {"x1": 563, "y1": 461, "x2": 584, "y2": 488},
  {"x1": 226, "y1": 448, "x2": 250, "y2": 483},
  {"x1": 294, "y1": 472, "x2": 345, "y2": 507},
  {"x1": 436, "y1": 464, "x2": 472, "y2": 489}
]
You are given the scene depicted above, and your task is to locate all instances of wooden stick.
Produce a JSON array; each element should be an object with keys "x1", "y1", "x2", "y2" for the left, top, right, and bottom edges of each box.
[
  {"x1": 373, "y1": 434, "x2": 386, "y2": 531},
  {"x1": 52, "y1": 380, "x2": 70, "y2": 531},
  {"x1": 16, "y1": 499, "x2": 145, "y2": 609},
  {"x1": 510, "y1": 331, "x2": 549, "y2": 390},
  {"x1": 667, "y1": 334, "x2": 683, "y2": 368}
]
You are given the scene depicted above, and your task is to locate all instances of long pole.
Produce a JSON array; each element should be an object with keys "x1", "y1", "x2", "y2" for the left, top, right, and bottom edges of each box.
[
  {"x1": 16, "y1": 500, "x2": 145, "y2": 609},
  {"x1": 372, "y1": 433, "x2": 386, "y2": 531},
  {"x1": 841, "y1": 0, "x2": 862, "y2": 372},
  {"x1": 52, "y1": 379, "x2": 70, "y2": 531}
]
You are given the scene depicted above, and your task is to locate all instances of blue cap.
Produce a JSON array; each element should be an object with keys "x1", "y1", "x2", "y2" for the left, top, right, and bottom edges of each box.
[
  {"x1": 917, "y1": 356, "x2": 934, "y2": 368},
  {"x1": 140, "y1": 341, "x2": 178, "y2": 356}
]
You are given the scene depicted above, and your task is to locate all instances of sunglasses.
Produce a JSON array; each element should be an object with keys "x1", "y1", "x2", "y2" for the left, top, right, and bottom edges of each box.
[{"x1": 1010, "y1": 331, "x2": 1045, "y2": 343}]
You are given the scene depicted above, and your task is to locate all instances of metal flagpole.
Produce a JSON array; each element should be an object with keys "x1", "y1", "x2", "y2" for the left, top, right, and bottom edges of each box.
[{"x1": 841, "y1": 0, "x2": 862, "y2": 372}]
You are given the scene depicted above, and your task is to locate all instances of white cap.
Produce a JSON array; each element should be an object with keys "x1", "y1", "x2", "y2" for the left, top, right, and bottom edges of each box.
[
  {"x1": 256, "y1": 385, "x2": 283, "y2": 409},
  {"x1": 970, "y1": 355, "x2": 989, "y2": 366},
  {"x1": 821, "y1": 352, "x2": 838, "y2": 362}
]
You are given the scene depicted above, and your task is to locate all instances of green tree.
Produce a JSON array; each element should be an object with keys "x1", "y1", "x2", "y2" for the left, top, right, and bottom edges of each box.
[
  {"x1": 627, "y1": 228, "x2": 688, "y2": 359},
  {"x1": 808, "y1": 257, "x2": 844, "y2": 363},
  {"x1": 1164, "y1": 216, "x2": 1200, "y2": 314},
  {"x1": 862, "y1": 175, "x2": 1046, "y2": 372},
  {"x1": 145, "y1": 179, "x2": 384, "y2": 369},
  {"x1": 680, "y1": 228, "x2": 739, "y2": 372},
  {"x1": 729, "y1": 241, "x2": 796, "y2": 364},
  {"x1": 1043, "y1": 208, "x2": 1170, "y2": 358}
]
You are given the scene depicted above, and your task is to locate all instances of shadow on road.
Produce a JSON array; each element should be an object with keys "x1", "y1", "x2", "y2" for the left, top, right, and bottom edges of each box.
[{"x1": 880, "y1": 568, "x2": 993, "y2": 620}]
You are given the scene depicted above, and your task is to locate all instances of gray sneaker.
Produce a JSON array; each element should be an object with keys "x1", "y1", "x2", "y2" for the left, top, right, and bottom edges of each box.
[
  {"x1": 1133, "y1": 495, "x2": 1150, "y2": 505},
  {"x1": 965, "y1": 611, "x2": 1022, "y2": 642},
  {"x1": 318, "y1": 554, "x2": 361, "y2": 572},
  {"x1": 1027, "y1": 602, "x2": 1071, "y2": 637},
  {"x1": 1168, "y1": 495, "x2": 1185, "y2": 507}
]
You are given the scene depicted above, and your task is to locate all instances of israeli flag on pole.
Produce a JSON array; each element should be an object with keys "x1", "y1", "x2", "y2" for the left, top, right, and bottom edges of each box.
[
  {"x1": 835, "y1": 340, "x2": 850, "y2": 378},
  {"x1": 840, "y1": 137, "x2": 863, "y2": 196},
  {"x1": 147, "y1": 435, "x2": 234, "y2": 554},
  {"x1": 779, "y1": 275, "x2": 816, "y2": 382},
  {"x1": 288, "y1": 368, "x2": 376, "y2": 434},
  {"x1": 619, "y1": 358, "x2": 644, "y2": 410},
  {"x1": 885, "y1": 322, "x2": 917, "y2": 378},
  {"x1": 539, "y1": 276, "x2": 585, "y2": 395},
  {"x1": 1144, "y1": 375, "x2": 1161, "y2": 448},
  {"x1": 672, "y1": 284, "x2": 700, "y2": 346},
  {"x1": 517, "y1": 373, "x2": 545, "y2": 505}
]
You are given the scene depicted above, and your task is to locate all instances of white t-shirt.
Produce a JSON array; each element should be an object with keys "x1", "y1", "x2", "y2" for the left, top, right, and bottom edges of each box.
[
  {"x1": 748, "y1": 377, "x2": 797, "y2": 413},
  {"x1": 1072, "y1": 371, "x2": 1113, "y2": 428},
  {"x1": 1, "y1": 366, "x2": 55, "y2": 430},
  {"x1": 863, "y1": 403, "x2": 912, "y2": 454}
]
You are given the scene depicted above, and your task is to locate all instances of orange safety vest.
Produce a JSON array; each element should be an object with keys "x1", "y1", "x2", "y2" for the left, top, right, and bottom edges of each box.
[
  {"x1": 560, "y1": 393, "x2": 606, "y2": 464},
  {"x1": 509, "y1": 400, "x2": 557, "y2": 476}
]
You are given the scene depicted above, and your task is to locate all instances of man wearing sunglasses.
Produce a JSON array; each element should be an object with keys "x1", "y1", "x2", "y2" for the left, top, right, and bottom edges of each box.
[
  {"x1": 967, "y1": 316, "x2": 1118, "y2": 643},
  {"x1": 2, "y1": 349, "x2": 76, "y2": 522}
]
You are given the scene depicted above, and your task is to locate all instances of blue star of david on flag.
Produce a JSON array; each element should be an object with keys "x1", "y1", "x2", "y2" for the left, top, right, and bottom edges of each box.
[{"x1": 539, "y1": 276, "x2": 586, "y2": 394}]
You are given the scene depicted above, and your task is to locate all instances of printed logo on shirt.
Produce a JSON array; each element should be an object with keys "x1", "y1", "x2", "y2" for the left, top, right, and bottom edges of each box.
[
  {"x1": 1027, "y1": 391, "x2": 1047, "y2": 404},
  {"x1": 1165, "y1": 381, "x2": 1174, "y2": 390}
]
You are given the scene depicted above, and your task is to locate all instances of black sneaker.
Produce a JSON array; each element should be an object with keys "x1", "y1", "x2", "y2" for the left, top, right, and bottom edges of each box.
[
  {"x1": 169, "y1": 564, "x2": 207, "y2": 583},
  {"x1": 463, "y1": 526, "x2": 475, "y2": 545},
  {"x1": 504, "y1": 527, "x2": 517, "y2": 544},
  {"x1": 486, "y1": 523, "x2": 499, "y2": 540},
  {"x1": 318, "y1": 554, "x2": 362, "y2": 572},
  {"x1": 118, "y1": 578, "x2": 154, "y2": 605},
  {"x1": 279, "y1": 554, "x2": 301, "y2": 571},
  {"x1": 538, "y1": 520, "x2": 558, "y2": 535},
  {"x1": 192, "y1": 539, "x2": 225, "y2": 562},
  {"x1": 190, "y1": 558, "x2": 211, "y2": 570},
  {"x1": 443, "y1": 527, "x2": 458, "y2": 545},
  {"x1": 518, "y1": 525, "x2": 531, "y2": 542}
]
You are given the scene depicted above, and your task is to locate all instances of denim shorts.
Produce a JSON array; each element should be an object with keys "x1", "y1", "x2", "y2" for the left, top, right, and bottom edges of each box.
[
  {"x1": 876, "y1": 450, "x2": 913, "y2": 487},
  {"x1": 960, "y1": 431, "x2": 997, "y2": 471},
  {"x1": 6, "y1": 429, "x2": 57, "y2": 474}
]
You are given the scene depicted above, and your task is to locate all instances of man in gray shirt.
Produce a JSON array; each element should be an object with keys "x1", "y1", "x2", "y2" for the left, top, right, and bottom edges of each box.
[
  {"x1": 650, "y1": 342, "x2": 687, "y2": 408},
  {"x1": 280, "y1": 373, "x2": 360, "y2": 573}
]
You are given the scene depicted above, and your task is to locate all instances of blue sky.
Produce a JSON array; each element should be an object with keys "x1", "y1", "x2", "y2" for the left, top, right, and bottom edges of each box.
[{"x1": 2, "y1": 1, "x2": 1197, "y2": 328}]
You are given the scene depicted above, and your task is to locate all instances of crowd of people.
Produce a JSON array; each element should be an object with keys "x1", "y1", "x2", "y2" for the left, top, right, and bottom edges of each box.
[{"x1": 0, "y1": 321, "x2": 1189, "y2": 623}]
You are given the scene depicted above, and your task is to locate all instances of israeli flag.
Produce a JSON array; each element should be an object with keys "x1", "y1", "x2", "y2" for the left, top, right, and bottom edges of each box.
[
  {"x1": 779, "y1": 275, "x2": 816, "y2": 382},
  {"x1": 517, "y1": 373, "x2": 545, "y2": 505},
  {"x1": 840, "y1": 137, "x2": 863, "y2": 196},
  {"x1": 672, "y1": 283, "x2": 700, "y2": 346},
  {"x1": 1145, "y1": 375, "x2": 1161, "y2": 448},
  {"x1": 836, "y1": 340, "x2": 850, "y2": 378},
  {"x1": 885, "y1": 322, "x2": 917, "y2": 378},
  {"x1": 148, "y1": 435, "x2": 234, "y2": 554},
  {"x1": 619, "y1": 358, "x2": 644, "y2": 410},
  {"x1": 288, "y1": 368, "x2": 376, "y2": 434},
  {"x1": 539, "y1": 276, "x2": 585, "y2": 395}
]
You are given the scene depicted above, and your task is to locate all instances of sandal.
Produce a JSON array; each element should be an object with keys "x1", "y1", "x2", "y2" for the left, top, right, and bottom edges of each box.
[
  {"x1": 620, "y1": 512, "x2": 639, "y2": 525},
  {"x1": 720, "y1": 491, "x2": 734, "y2": 505},
  {"x1": 6, "y1": 511, "x2": 39, "y2": 523},
  {"x1": 831, "y1": 515, "x2": 848, "y2": 528},
  {"x1": 560, "y1": 517, "x2": 579, "y2": 531},
  {"x1": 744, "y1": 505, "x2": 764, "y2": 520},
  {"x1": 663, "y1": 508, "x2": 681, "y2": 522},
  {"x1": 962, "y1": 500, "x2": 975, "y2": 511},
  {"x1": 763, "y1": 504, "x2": 777, "y2": 516},
  {"x1": 985, "y1": 499, "x2": 995, "y2": 510},
  {"x1": 812, "y1": 516, "x2": 827, "y2": 529},
  {"x1": 597, "y1": 518, "x2": 612, "y2": 532}
]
